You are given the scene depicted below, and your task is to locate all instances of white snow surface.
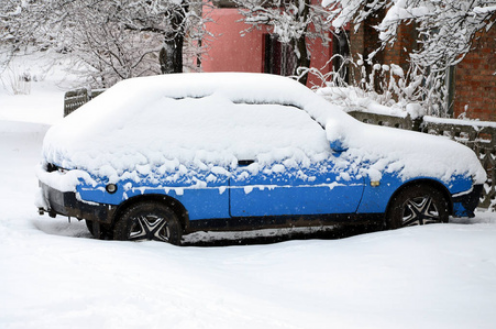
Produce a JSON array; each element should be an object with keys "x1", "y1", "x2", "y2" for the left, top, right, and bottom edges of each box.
[
  {"x1": 1, "y1": 59, "x2": 496, "y2": 329},
  {"x1": 40, "y1": 73, "x2": 485, "y2": 192}
]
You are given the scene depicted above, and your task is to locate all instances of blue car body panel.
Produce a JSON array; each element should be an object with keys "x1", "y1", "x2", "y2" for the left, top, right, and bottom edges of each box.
[
  {"x1": 229, "y1": 163, "x2": 364, "y2": 217},
  {"x1": 77, "y1": 172, "x2": 232, "y2": 220},
  {"x1": 229, "y1": 185, "x2": 364, "y2": 217},
  {"x1": 77, "y1": 159, "x2": 367, "y2": 221},
  {"x1": 356, "y1": 174, "x2": 474, "y2": 214},
  {"x1": 74, "y1": 157, "x2": 477, "y2": 223},
  {"x1": 78, "y1": 185, "x2": 232, "y2": 220}
]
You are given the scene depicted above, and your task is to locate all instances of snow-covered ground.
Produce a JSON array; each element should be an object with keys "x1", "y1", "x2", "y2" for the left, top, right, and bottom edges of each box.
[{"x1": 1, "y1": 58, "x2": 496, "y2": 328}]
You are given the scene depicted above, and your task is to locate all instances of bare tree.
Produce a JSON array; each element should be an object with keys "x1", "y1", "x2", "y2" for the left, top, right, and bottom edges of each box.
[
  {"x1": 114, "y1": 0, "x2": 202, "y2": 74},
  {"x1": 0, "y1": 0, "x2": 208, "y2": 88},
  {"x1": 0, "y1": 0, "x2": 54, "y2": 70}
]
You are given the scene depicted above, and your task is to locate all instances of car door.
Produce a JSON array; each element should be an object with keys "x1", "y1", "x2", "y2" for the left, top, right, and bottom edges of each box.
[
  {"x1": 230, "y1": 161, "x2": 364, "y2": 217},
  {"x1": 228, "y1": 102, "x2": 364, "y2": 218}
]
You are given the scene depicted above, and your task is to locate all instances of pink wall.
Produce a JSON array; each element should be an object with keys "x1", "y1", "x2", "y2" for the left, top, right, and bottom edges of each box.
[
  {"x1": 306, "y1": 31, "x2": 333, "y2": 87},
  {"x1": 201, "y1": 9, "x2": 265, "y2": 73},
  {"x1": 201, "y1": 8, "x2": 333, "y2": 87}
]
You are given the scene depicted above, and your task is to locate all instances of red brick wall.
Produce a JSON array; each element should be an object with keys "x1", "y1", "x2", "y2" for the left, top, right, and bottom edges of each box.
[
  {"x1": 453, "y1": 26, "x2": 496, "y2": 121},
  {"x1": 382, "y1": 23, "x2": 416, "y2": 73},
  {"x1": 351, "y1": 15, "x2": 496, "y2": 121},
  {"x1": 349, "y1": 11, "x2": 384, "y2": 72}
]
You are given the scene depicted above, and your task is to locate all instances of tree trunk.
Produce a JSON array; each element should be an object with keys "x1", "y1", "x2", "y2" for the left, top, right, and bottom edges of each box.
[
  {"x1": 295, "y1": 35, "x2": 310, "y2": 85},
  {"x1": 294, "y1": 0, "x2": 311, "y2": 85},
  {"x1": 159, "y1": 2, "x2": 187, "y2": 74},
  {"x1": 160, "y1": 34, "x2": 183, "y2": 74}
]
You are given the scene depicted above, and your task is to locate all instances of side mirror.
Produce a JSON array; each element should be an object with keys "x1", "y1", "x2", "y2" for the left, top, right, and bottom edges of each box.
[
  {"x1": 329, "y1": 139, "x2": 348, "y2": 153},
  {"x1": 326, "y1": 121, "x2": 348, "y2": 153}
]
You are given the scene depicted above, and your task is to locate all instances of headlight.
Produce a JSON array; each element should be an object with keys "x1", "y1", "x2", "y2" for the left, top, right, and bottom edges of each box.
[
  {"x1": 106, "y1": 184, "x2": 118, "y2": 194},
  {"x1": 46, "y1": 163, "x2": 68, "y2": 173}
]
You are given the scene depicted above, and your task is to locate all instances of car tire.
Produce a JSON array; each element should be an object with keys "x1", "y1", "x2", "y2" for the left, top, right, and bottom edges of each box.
[
  {"x1": 85, "y1": 219, "x2": 94, "y2": 235},
  {"x1": 113, "y1": 201, "x2": 182, "y2": 245},
  {"x1": 85, "y1": 219, "x2": 112, "y2": 240},
  {"x1": 386, "y1": 184, "x2": 449, "y2": 229}
]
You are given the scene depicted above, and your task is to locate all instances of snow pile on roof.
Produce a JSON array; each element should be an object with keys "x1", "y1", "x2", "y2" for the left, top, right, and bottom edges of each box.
[
  {"x1": 41, "y1": 73, "x2": 348, "y2": 186},
  {"x1": 39, "y1": 73, "x2": 486, "y2": 191}
]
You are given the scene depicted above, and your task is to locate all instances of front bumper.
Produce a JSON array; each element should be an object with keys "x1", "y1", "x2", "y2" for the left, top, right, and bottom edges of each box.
[
  {"x1": 452, "y1": 184, "x2": 483, "y2": 218},
  {"x1": 39, "y1": 182, "x2": 117, "y2": 223}
]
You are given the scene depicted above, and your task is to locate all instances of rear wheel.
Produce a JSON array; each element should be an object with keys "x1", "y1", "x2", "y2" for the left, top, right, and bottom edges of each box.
[
  {"x1": 113, "y1": 201, "x2": 182, "y2": 245},
  {"x1": 386, "y1": 184, "x2": 449, "y2": 229}
]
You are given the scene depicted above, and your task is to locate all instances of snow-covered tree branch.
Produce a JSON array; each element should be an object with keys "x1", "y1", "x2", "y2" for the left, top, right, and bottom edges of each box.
[
  {"x1": 325, "y1": 0, "x2": 496, "y2": 70},
  {"x1": 317, "y1": 0, "x2": 496, "y2": 116},
  {"x1": 233, "y1": 0, "x2": 334, "y2": 85},
  {"x1": 0, "y1": 0, "x2": 209, "y2": 87}
]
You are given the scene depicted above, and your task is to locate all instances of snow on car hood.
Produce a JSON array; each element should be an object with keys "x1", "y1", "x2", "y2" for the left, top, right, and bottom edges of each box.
[
  {"x1": 40, "y1": 73, "x2": 486, "y2": 190},
  {"x1": 327, "y1": 120, "x2": 486, "y2": 185}
]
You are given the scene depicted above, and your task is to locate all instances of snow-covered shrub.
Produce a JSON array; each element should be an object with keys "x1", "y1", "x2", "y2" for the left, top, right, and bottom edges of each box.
[
  {"x1": 6, "y1": 64, "x2": 31, "y2": 95},
  {"x1": 0, "y1": 52, "x2": 57, "y2": 94},
  {"x1": 308, "y1": 55, "x2": 451, "y2": 118}
]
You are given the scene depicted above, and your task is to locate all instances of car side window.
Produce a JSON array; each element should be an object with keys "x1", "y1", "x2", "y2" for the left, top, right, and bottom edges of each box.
[{"x1": 227, "y1": 102, "x2": 328, "y2": 161}]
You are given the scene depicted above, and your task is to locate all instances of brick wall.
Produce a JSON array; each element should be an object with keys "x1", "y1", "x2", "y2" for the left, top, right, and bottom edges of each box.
[
  {"x1": 350, "y1": 15, "x2": 496, "y2": 121},
  {"x1": 348, "y1": 10, "x2": 385, "y2": 91},
  {"x1": 349, "y1": 11, "x2": 384, "y2": 72},
  {"x1": 453, "y1": 26, "x2": 496, "y2": 121},
  {"x1": 382, "y1": 23, "x2": 416, "y2": 73}
]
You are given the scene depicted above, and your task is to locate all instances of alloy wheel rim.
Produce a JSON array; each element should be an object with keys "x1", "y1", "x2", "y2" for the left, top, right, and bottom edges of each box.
[
  {"x1": 402, "y1": 196, "x2": 441, "y2": 227},
  {"x1": 129, "y1": 215, "x2": 170, "y2": 242}
]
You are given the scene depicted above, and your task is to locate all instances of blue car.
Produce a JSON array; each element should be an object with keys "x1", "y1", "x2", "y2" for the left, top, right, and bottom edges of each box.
[{"x1": 36, "y1": 73, "x2": 486, "y2": 244}]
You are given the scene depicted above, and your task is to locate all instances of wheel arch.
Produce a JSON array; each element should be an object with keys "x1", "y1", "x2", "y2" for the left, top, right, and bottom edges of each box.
[
  {"x1": 386, "y1": 179, "x2": 454, "y2": 217},
  {"x1": 111, "y1": 194, "x2": 189, "y2": 232}
]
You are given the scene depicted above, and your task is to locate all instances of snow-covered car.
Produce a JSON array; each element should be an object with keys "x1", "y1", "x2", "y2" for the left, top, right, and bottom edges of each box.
[{"x1": 36, "y1": 73, "x2": 486, "y2": 244}]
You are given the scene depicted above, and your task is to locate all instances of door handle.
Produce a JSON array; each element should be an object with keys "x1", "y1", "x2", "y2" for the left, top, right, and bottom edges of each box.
[{"x1": 238, "y1": 160, "x2": 255, "y2": 166}]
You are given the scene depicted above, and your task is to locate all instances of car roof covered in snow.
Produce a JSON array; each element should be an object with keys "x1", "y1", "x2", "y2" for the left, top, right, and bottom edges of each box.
[
  {"x1": 79, "y1": 72, "x2": 351, "y2": 125},
  {"x1": 40, "y1": 73, "x2": 486, "y2": 191},
  {"x1": 41, "y1": 73, "x2": 344, "y2": 184}
]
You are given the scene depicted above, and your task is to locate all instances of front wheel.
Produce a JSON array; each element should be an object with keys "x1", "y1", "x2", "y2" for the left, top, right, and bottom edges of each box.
[
  {"x1": 85, "y1": 219, "x2": 112, "y2": 240},
  {"x1": 386, "y1": 184, "x2": 449, "y2": 229},
  {"x1": 113, "y1": 201, "x2": 182, "y2": 245}
]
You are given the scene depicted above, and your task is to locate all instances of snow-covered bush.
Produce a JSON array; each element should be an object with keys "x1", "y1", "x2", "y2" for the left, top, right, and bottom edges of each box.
[
  {"x1": 5, "y1": 64, "x2": 31, "y2": 95},
  {"x1": 323, "y1": 0, "x2": 496, "y2": 70},
  {"x1": 308, "y1": 56, "x2": 442, "y2": 119}
]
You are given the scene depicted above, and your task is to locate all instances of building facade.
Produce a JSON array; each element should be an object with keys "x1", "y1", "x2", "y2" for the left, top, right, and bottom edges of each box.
[
  {"x1": 350, "y1": 17, "x2": 496, "y2": 121},
  {"x1": 200, "y1": 4, "x2": 496, "y2": 121},
  {"x1": 200, "y1": 5, "x2": 334, "y2": 87}
]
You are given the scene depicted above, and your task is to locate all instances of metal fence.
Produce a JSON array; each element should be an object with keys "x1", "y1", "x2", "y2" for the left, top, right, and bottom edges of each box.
[{"x1": 64, "y1": 88, "x2": 105, "y2": 116}]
